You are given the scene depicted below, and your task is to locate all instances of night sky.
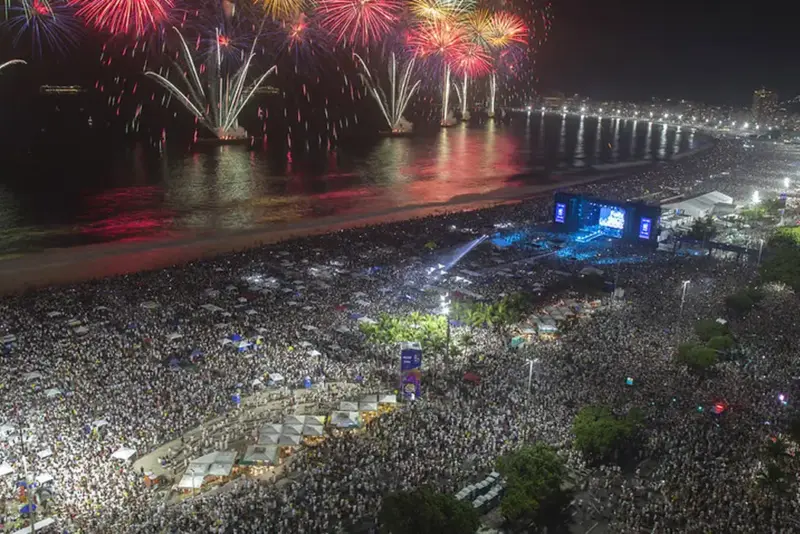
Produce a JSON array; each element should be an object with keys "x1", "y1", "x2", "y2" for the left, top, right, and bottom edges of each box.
[{"x1": 537, "y1": 0, "x2": 798, "y2": 106}]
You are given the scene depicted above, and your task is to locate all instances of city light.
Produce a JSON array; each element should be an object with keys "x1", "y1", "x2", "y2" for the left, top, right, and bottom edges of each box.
[
  {"x1": 752, "y1": 190, "x2": 760, "y2": 204},
  {"x1": 580, "y1": 106, "x2": 586, "y2": 113},
  {"x1": 743, "y1": 122, "x2": 749, "y2": 129},
  {"x1": 784, "y1": 177, "x2": 790, "y2": 188},
  {"x1": 649, "y1": 111, "x2": 654, "y2": 117},
  {"x1": 598, "y1": 107, "x2": 603, "y2": 113}
]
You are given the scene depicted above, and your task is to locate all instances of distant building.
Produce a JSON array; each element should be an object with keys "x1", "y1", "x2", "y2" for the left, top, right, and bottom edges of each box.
[{"x1": 752, "y1": 88, "x2": 777, "y2": 122}]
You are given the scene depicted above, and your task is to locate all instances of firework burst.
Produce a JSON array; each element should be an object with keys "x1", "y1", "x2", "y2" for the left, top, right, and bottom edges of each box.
[
  {"x1": 253, "y1": 0, "x2": 303, "y2": 20},
  {"x1": 317, "y1": 0, "x2": 402, "y2": 47},
  {"x1": 451, "y1": 41, "x2": 490, "y2": 77},
  {"x1": 5, "y1": 0, "x2": 83, "y2": 57},
  {"x1": 70, "y1": 0, "x2": 173, "y2": 37},
  {"x1": 464, "y1": 8, "x2": 491, "y2": 49},
  {"x1": 274, "y1": 11, "x2": 331, "y2": 71},
  {"x1": 488, "y1": 11, "x2": 527, "y2": 48},
  {"x1": 355, "y1": 52, "x2": 420, "y2": 132},
  {"x1": 408, "y1": 0, "x2": 474, "y2": 23},
  {"x1": 145, "y1": 25, "x2": 276, "y2": 138}
]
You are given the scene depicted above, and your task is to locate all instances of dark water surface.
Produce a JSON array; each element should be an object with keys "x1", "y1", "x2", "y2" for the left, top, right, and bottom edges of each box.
[{"x1": 0, "y1": 114, "x2": 699, "y2": 254}]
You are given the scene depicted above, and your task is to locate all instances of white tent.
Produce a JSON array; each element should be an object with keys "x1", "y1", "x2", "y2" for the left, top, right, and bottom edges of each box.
[
  {"x1": 257, "y1": 433, "x2": 280, "y2": 445},
  {"x1": 208, "y1": 451, "x2": 237, "y2": 477},
  {"x1": 282, "y1": 424, "x2": 304, "y2": 436},
  {"x1": 12, "y1": 517, "x2": 56, "y2": 534},
  {"x1": 356, "y1": 317, "x2": 377, "y2": 325},
  {"x1": 378, "y1": 394, "x2": 398, "y2": 405},
  {"x1": 140, "y1": 301, "x2": 159, "y2": 310},
  {"x1": 301, "y1": 424, "x2": 325, "y2": 437},
  {"x1": 329, "y1": 411, "x2": 361, "y2": 429},
  {"x1": 167, "y1": 333, "x2": 183, "y2": 342},
  {"x1": 35, "y1": 473, "x2": 54, "y2": 485},
  {"x1": 1, "y1": 334, "x2": 16, "y2": 344},
  {"x1": 269, "y1": 373, "x2": 284, "y2": 384},
  {"x1": 0, "y1": 462, "x2": 13, "y2": 476},
  {"x1": 243, "y1": 444, "x2": 279, "y2": 465},
  {"x1": 74, "y1": 326, "x2": 89, "y2": 336},
  {"x1": 358, "y1": 402, "x2": 378, "y2": 412},
  {"x1": 36, "y1": 448, "x2": 53, "y2": 459},
  {"x1": 22, "y1": 372, "x2": 43, "y2": 381},
  {"x1": 305, "y1": 415, "x2": 327, "y2": 426},
  {"x1": 44, "y1": 388, "x2": 62, "y2": 399},
  {"x1": 177, "y1": 473, "x2": 205, "y2": 489},
  {"x1": 92, "y1": 420, "x2": 109, "y2": 429},
  {"x1": 46, "y1": 311, "x2": 62, "y2": 318},
  {"x1": 338, "y1": 401, "x2": 359, "y2": 412},
  {"x1": 277, "y1": 434, "x2": 302, "y2": 446},
  {"x1": 662, "y1": 191, "x2": 734, "y2": 218},
  {"x1": 284, "y1": 415, "x2": 305, "y2": 426},
  {"x1": 111, "y1": 447, "x2": 137, "y2": 461}
]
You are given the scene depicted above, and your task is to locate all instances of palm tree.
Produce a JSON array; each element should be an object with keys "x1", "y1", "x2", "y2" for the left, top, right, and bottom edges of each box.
[
  {"x1": 757, "y1": 462, "x2": 789, "y2": 494},
  {"x1": 763, "y1": 436, "x2": 790, "y2": 462}
]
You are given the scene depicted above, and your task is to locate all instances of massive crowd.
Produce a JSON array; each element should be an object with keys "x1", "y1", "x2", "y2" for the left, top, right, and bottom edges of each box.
[{"x1": 1, "y1": 138, "x2": 799, "y2": 533}]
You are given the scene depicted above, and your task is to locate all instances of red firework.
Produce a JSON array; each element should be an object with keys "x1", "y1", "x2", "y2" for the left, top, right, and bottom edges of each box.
[
  {"x1": 408, "y1": 20, "x2": 467, "y2": 62},
  {"x1": 317, "y1": 0, "x2": 403, "y2": 47},
  {"x1": 71, "y1": 0, "x2": 173, "y2": 37},
  {"x1": 488, "y1": 11, "x2": 528, "y2": 48},
  {"x1": 451, "y1": 42, "x2": 491, "y2": 77}
]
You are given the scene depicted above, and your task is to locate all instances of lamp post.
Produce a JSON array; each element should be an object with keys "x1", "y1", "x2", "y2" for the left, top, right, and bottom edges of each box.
[
  {"x1": 757, "y1": 239, "x2": 764, "y2": 267},
  {"x1": 525, "y1": 359, "x2": 534, "y2": 394},
  {"x1": 680, "y1": 280, "x2": 690, "y2": 316},
  {"x1": 440, "y1": 293, "x2": 451, "y2": 367}
]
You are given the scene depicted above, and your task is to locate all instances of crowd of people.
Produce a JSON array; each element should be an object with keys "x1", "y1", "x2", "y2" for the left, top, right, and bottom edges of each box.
[{"x1": 1, "y1": 138, "x2": 799, "y2": 533}]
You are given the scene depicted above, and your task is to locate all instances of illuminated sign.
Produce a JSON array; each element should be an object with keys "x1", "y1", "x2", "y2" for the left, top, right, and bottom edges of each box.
[
  {"x1": 554, "y1": 203, "x2": 566, "y2": 223},
  {"x1": 599, "y1": 206, "x2": 626, "y2": 230},
  {"x1": 639, "y1": 217, "x2": 652, "y2": 239}
]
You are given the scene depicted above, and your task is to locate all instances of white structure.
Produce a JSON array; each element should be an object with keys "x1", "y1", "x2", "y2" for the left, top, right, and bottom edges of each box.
[{"x1": 661, "y1": 191, "x2": 734, "y2": 219}]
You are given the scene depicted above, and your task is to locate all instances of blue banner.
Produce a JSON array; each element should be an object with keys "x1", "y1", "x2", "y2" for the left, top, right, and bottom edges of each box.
[{"x1": 400, "y1": 342, "x2": 423, "y2": 400}]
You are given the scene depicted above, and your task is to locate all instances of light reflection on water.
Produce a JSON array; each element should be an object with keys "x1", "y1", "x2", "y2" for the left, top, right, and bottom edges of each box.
[{"x1": 0, "y1": 115, "x2": 698, "y2": 253}]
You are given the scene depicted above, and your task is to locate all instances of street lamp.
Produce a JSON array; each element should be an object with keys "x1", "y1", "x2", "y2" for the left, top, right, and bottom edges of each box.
[
  {"x1": 757, "y1": 239, "x2": 765, "y2": 267},
  {"x1": 440, "y1": 293, "x2": 451, "y2": 366},
  {"x1": 525, "y1": 358, "x2": 538, "y2": 394},
  {"x1": 680, "y1": 280, "x2": 690, "y2": 316}
]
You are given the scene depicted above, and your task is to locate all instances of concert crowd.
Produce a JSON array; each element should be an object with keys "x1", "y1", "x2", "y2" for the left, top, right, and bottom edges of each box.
[{"x1": 1, "y1": 139, "x2": 799, "y2": 533}]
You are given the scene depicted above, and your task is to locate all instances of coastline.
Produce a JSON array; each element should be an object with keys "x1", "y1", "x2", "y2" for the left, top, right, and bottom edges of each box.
[{"x1": 0, "y1": 145, "x2": 710, "y2": 294}]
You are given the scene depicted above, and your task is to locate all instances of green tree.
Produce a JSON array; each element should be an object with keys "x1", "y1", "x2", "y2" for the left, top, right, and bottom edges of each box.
[
  {"x1": 379, "y1": 487, "x2": 479, "y2": 534},
  {"x1": 676, "y1": 344, "x2": 718, "y2": 373},
  {"x1": 496, "y1": 443, "x2": 570, "y2": 529},
  {"x1": 694, "y1": 319, "x2": 729, "y2": 342},
  {"x1": 572, "y1": 406, "x2": 638, "y2": 463},
  {"x1": 686, "y1": 216, "x2": 716, "y2": 242},
  {"x1": 707, "y1": 335, "x2": 734, "y2": 352},
  {"x1": 725, "y1": 291, "x2": 756, "y2": 316},
  {"x1": 763, "y1": 437, "x2": 790, "y2": 463},
  {"x1": 761, "y1": 247, "x2": 800, "y2": 292},
  {"x1": 789, "y1": 415, "x2": 800, "y2": 445},
  {"x1": 757, "y1": 462, "x2": 790, "y2": 494}
]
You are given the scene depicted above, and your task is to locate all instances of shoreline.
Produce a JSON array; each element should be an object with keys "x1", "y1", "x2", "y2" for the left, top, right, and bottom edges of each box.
[{"x1": 0, "y1": 147, "x2": 709, "y2": 294}]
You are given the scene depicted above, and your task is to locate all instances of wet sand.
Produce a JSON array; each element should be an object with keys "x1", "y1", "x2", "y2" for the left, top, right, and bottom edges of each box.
[{"x1": 0, "y1": 167, "x2": 654, "y2": 294}]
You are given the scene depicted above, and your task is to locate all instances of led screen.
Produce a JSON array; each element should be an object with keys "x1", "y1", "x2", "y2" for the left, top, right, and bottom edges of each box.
[
  {"x1": 554, "y1": 203, "x2": 566, "y2": 223},
  {"x1": 599, "y1": 206, "x2": 625, "y2": 230},
  {"x1": 639, "y1": 217, "x2": 652, "y2": 239}
]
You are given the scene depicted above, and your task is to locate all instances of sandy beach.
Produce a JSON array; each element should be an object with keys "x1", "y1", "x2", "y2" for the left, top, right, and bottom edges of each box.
[{"x1": 0, "y1": 167, "x2": 653, "y2": 294}]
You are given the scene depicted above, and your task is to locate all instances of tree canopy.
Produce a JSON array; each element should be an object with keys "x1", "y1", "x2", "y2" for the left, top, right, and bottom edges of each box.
[
  {"x1": 694, "y1": 319, "x2": 730, "y2": 342},
  {"x1": 725, "y1": 288, "x2": 764, "y2": 316},
  {"x1": 761, "y1": 227, "x2": 800, "y2": 291},
  {"x1": 379, "y1": 486, "x2": 480, "y2": 534},
  {"x1": 686, "y1": 216, "x2": 716, "y2": 241},
  {"x1": 676, "y1": 343, "x2": 718, "y2": 372},
  {"x1": 572, "y1": 406, "x2": 639, "y2": 463},
  {"x1": 360, "y1": 312, "x2": 449, "y2": 356},
  {"x1": 496, "y1": 443, "x2": 569, "y2": 529}
]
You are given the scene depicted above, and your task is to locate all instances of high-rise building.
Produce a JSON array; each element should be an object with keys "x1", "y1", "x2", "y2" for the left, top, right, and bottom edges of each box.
[{"x1": 752, "y1": 89, "x2": 778, "y2": 122}]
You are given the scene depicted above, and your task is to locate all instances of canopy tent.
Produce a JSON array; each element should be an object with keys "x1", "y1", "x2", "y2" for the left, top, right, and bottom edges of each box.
[
  {"x1": 44, "y1": 388, "x2": 62, "y2": 399},
  {"x1": 257, "y1": 433, "x2": 280, "y2": 445},
  {"x1": 92, "y1": 419, "x2": 109, "y2": 429},
  {"x1": 207, "y1": 451, "x2": 237, "y2": 477},
  {"x1": 329, "y1": 411, "x2": 362, "y2": 429},
  {"x1": 305, "y1": 415, "x2": 327, "y2": 426},
  {"x1": 359, "y1": 394, "x2": 379, "y2": 404},
  {"x1": 177, "y1": 474, "x2": 205, "y2": 489},
  {"x1": 140, "y1": 301, "x2": 159, "y2": 310},
  {"x1": 110, "y1": 447, "x2": 137, "y2": 461},
  {"x1": 11, "y1": 517, "x2": 56, "y2": 534},
  {"x1": 282, "y1": 424, "x2": 304, "y2": 436},
  {"x1": 302, "y1": 424, "x2": 325, "y2": 437},
  {"x1": 260, "y1": 423, "x2": 283, "y2": 435},
  {"x1": 0, "y1": 462, "x2": 13, "y2": 476},
  {"x1": 35, "y1": 473, "x2": 54, "y2": 485},
  {"x1": 1, "y1": 334, "x2": 16, "y2": 344},
  {"x1": 74, "y1": 326, "x2": 89, "y2": 336},
  {"x1": 22, "y1": 372, "x2": 43, "y2": 381},
  {"x1": 284, "y1": 415, "x2": 305, "y2": 426},
  {"x1": 277, "y1": 434, "x2": 302, "y2": 446},
  {"x1": 662, "y1": 191, "x2": 734, "y2": 218},
  {"x1": 36, "y1": 448, "x2": 53, "y2": 459},
  {"x1": 378, "y1": 394, "x2": 398, "y2": 405},
  {"x1": 167, "y1": 333, "x2": 183, "y2": 342},
  {"x1": 242, "y1": 445, "x2": 279, "y2": 465},
  {"x1": 268, "y1": 373, "x2": 284, "y2": 385},
  {"x1": 358, "y1": 402, "x2": 378, "y2": 412},
  {"x1": 338, "y1": 401, "x2": 359, "y2": 412}
]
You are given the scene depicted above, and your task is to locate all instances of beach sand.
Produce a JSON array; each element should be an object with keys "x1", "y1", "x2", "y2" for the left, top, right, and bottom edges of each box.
[{"x1": 0, "y1": 167, "x2": 652, "y2": 294}]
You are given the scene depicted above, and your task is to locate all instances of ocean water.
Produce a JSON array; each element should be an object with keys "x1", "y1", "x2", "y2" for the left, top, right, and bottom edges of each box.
[{"x1": 0, "y1": 113, "x2": 698, "y2": 254}]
